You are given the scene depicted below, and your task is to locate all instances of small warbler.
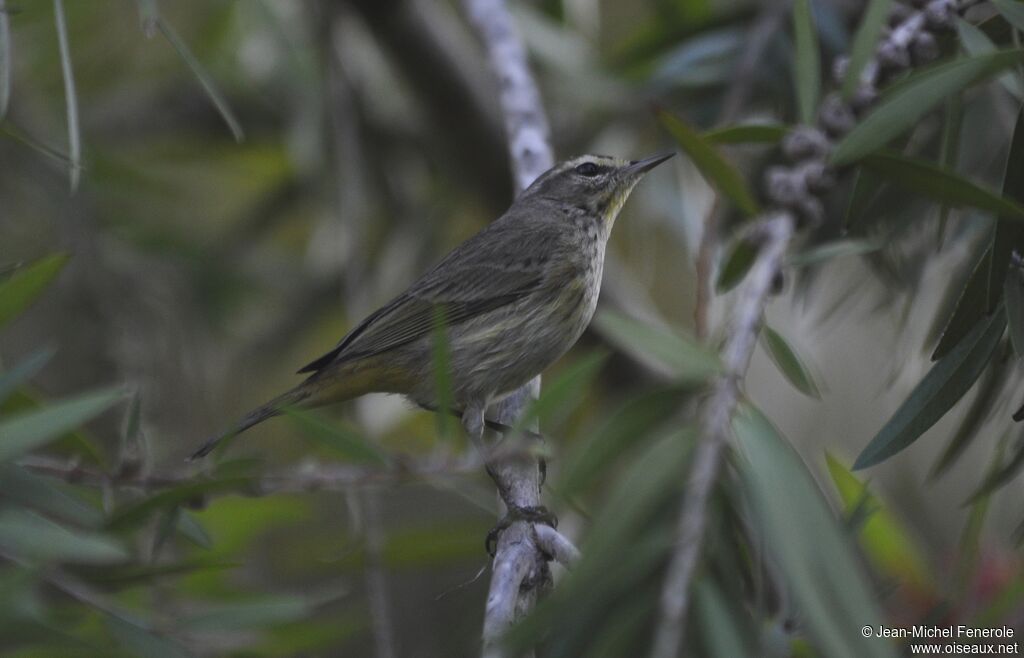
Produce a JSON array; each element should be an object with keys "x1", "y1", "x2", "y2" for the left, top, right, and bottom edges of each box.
[{"x1": 190, "y1": 153, "x2": 673, "y2": 460}]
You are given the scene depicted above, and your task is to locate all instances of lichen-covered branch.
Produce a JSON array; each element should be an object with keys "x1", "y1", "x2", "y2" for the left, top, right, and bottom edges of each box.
[{"x1": 650, "y1": 2, "x2": 966, "y2": 656}]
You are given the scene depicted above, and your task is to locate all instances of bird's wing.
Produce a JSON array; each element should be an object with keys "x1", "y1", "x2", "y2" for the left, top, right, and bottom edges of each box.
[{"x1": 297, "y1": 219, "x2": 555, "y2": 374}]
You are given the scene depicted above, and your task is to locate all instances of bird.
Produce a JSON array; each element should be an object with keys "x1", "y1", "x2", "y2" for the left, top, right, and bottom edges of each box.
[{"x1": 189, "y1": 152, "x2": 674, "y2": 462}]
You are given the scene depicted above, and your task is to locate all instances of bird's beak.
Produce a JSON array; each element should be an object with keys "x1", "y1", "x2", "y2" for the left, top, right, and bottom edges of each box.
[{"x1": 623, "y1": 152, "x2": 675, "y2": 177}]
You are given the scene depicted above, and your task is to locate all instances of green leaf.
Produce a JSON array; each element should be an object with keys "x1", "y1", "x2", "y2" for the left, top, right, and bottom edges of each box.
[
  {"x1": 283, "y1": 407, "x2": 390, "y2": 465},
  {"x1": 176, "y1": 510, "x2": 212, "y2": 549},
  {"x1": 1007, "y1": 267, "x2": 1024, "y2": 358},
  {"x1": 0, "y1": 0, "x2": 10, "y2": 119},
  {"x1": 716, "y1": 234, "x2": 758, "y2": 292},
  {"x1": 591, "y1": 309, "x2": 721, "y2": 383},
  {"x1": 0, "y1": 387, "x2": 123, "y2": 462},
  {"x1": 105, "y1": 615, "x2": 191, "y2": 658},
  {"x1": 0, "y1": 509, "x2": 127, "y2": 563},
  {"x1": 855, "y1": 308, "x2": 1006, "y2": 469},
  {"x1": 106, "y1": 476, "x2": 255, "y2": 531},
  {"x1": 695, "y1": 578, "x2": 753, "y2": 658},
  {"x1": 861, "y1": 152, "x2": 1024, "y2": 222},
  {"x1": 842, "y1": 0, "x2": 892, "y2": 98},
  {"x1": 156, "y1": 18, "x2": 244, "y2": 142},
  {"x1": 182, "y1": 596, "x2": 312, "y2": 631},
  {"x1": 53, "y1": 0, "x2": 81, "y2": 191},
  {"x1": 987, "y1": 107, "x2": 1024, "y2": 310},
  {"x1": 431, "y1": 307, "x2": 456, "y2": 440},
  {"x1": 659, "y1": 110, "x2": 759, "y2": 216},
  {"x1": 825, "y1": 453, "x2": 931, "y2": 588},
  {"x1": 734, "y1": 407, "x2": 894, "y2": 658},
  {"x1": 932, "y1": 244, "x2": 993, "y2": 361},
  {"x1": 788, "y1": 239, "x2": 880, "y2": 267},
  {"x1": 515, "y1": 351, "x2": 607, "y2": 433},
  {"x1": 832, "y1": 50, "x2": 1024, "y2": 165},
  {"x1": 0, "y1": 348, "x2": 55, "y2": 405},
  {"x1": 792, "y1": 0, "x2": 820, "y2": 124},
  {"x1": 0, "y1": 254, "x2": 70, "y2": 330},
  {"x1": 760, "y1": 325, "x2": 821, "y2": 398},
  {"x1": 993, "y1": 0, "x2": 1024, "y2": 32},
  {"x1": 930, "y1": 358, "x2": 1008, "y2": 478},
  {"x1": 955, "y1": 19, "x2": 1024, "y2": 100},
  {"x1": 966, "y1": 435, "x2": 1024, "y2": 502},
  {"x1": 702, "y1": 123, "x2": 786, "y2": 145},
  {"x1": 937, "y1": 95, "x2": 964, "y2": 247},
  {"x1": 0, "y1": 464, "x2": 104, "y2": 528}
]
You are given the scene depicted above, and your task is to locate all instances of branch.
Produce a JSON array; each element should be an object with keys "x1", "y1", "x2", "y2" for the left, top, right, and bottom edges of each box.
[
  {"x1": 651, "y1": 1, "x2": 964, "y2": 655},
  {"x1": 462, "y1": 2, "x2": 581, "y2": 657}
]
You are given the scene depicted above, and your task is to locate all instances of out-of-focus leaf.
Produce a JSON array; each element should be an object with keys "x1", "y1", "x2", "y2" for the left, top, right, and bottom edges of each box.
[
  {"x1": 695, "y1": 578, "x2": 753, "y2": 658},
  {"x1": 933, "y1": 245, "x2": 992, "y2": 361},
  {"x1": 788, "y1": 240, "x2": 880, "y2": 267},
  {"x1": 2, "y1": 388, "x2": 106, "y2": 466},
  {"x1": 735, "y1": 407, "x2": 893, "y2": 658},
  {"x1": 53, "y1": 0, "x2": 81, "y2": 191},
  {"x1": 966, "y1": 434, "x2": 1024, "y2": 502},
  {"x1": 659, "y1": 110, "x2": 759, "y2": 216},
  {"x1": 861, "y1": 152, "x2": 1024, "y2": 222},
  {"x1": 717, "y1": 234, "x2": 758, "y2": 292},
  {"x1": 0, "y1": 254, "x2": 70, "y2": 330},
  {"x1": 1007, "y1": 267, "x2": 1024, "y2": 358},
  {"x1": 825, "y1": 453, "x2": 931, "y2": 588},
  {"x1": 832, "y1": 50, "x2": 1024, "y2": 165},
  {"x1": 842, "y1": 0, "x2": 892, "y2": 98},
  {"x1": 176, "y1": 510, "x2": 212, "y2": 549},
  {"x1": 0, "y1": 0, "x2": 10, "y2": 119},
  {"x1": 182, "y1": 595, "x2": 315, "y2": 631},
  {"x1": 792, "y1": 0, "x2": 820, "y2": 124},
  {"x1": 703, "y1": 124, "x2": 786, "y2": 145},
  {"x1": 75, "y1": 557, "x2": 234, "y2": 586},
  {"x1": 956, "y1": 19, "x2": 1024, "y2": 100},
  {"x1": 937, "y1": 95, "x2": 964, "y2": 247},
  {"x1": 0, "y1": 509, "x2": 127, "y2": 563},
  {"x1": 105, "y1": 615, "x2": 190, "y2": 658},
  {"x1": 987, "y1": 107, "x2": 1024, "y2": 310},
  {"x1": 0, "y1": 464, "x2": 103, "y2": 528},
  {"x1": 283, "y1": 408, "x2": 390, "y2": 465},
  {"x1": 0, "y1": 387, "x2": 123, "y2": 462},
  {"x1": 843, "y1": 168, "x2": 882, "y2": 229},
  {"x1": 560, "y1": 386, "x2": 684, "y2": 496},
  {"x1": 517, "y1": 351, "x2": 607, "y2": 432},
  {"x1": 431, "y1": 310, "x2": 456, "y2": 440},
  {"x1": 383, "y1": 522, "x2": 480, "y2": 567},
  {"x1": 994, "y1": 0, "x2": 1024, "y2": 32},
  {"x1": 931, "y1": 358, "x2": 1008, "y2": 478},
  {"x1": 592, "y1": 309, "x2": 721, "y2": 382},
  {"x1": 106, "y1": 476, "x2": 255, "y2": 531},
  {"x1": 855, "y1": 308, "x2": 1006, "y2": 469},
  {"x1": 648, "y1": 28, "x2": 744, "y2": 89},
  {"x1": 760, "y1": 325, "x2": 821, "y2": 398},
  {"x1": 0, "y1": 348, "x2": 55, "y2": 405},
  {"x1": 156, "y1": 18, "x2": 244, "y2": 141}
]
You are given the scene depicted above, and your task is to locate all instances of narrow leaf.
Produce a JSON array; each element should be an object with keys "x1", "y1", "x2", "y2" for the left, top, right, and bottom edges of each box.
[
  {"x1": 832, "y1": 50, "x2": 1024, "y2": 165},
  {"x1": 937, "y1": 95, "x2": 964, "y2": 247},
  {"x1": 855, "y1": 308, "x2": 1006, "y2": 469},
  {"x1": 966, "y1": 434, "x2": 1024, "y2": 502},
  {"x1": 53, "y1": 0, "x2": 81, "y2": 191},
  {"x1": 993, "y1": 0, "x2": 1024, "y2": 34},
  {"x1": 933, "y1": 244, "x2": 992, "y2": 361},
  {"x1": 842, "y1": 0, "x2": 892, "y2": 98},
  {"x1": 930, "y1": 358, "x2": 1008, "y2": 478},
  {"x1": 792, "y1": 0, "x2": 820, "y2": 124},
  {"x1": 0, "y1": 254, "x2": 70, "y2": 330},
  {"x1": 106, "y1": 476, "x2": 254, "y2": 531},
  {"x1": 956, "y1": 19, "x2": 1024, "y2": 100},
  {"x1": 1007, "y1": 267, "x2": 1024, "y2": 358},
  {"x1": 592, "y1": 309, "x2": 721, "y2": 383},
  {"x1": 0, "y1": 387, "x2": 124, "y2": 462},
  {"x1": 0, "y1": 348, "x2": 55, "y2": 404},
  {"x1": 862, "y1": 152, "x2": 1024, "y2": 221},
  {"x1": 659, "y1": 110, "x2": 759, "y2": 216},
  {"x1": 0, "y1": 463, "x2": 104, "y2": 528},
  {"x1": 987, "y1": 107, "x2": 1024, "y2": 309},
  {"x1": 716, "y1": 234, "x2": 758, "y2": 292},
  {"x1": 0, "y1": 0, "x2": 10, "y2": 118},
  {"x1": 283, "y1": 407, "x2": 390, "y2": 465},
  {"x1": 156, "y1": 18, "x2": 244, "y2": 141},
  {"x1": 703, "y1": 123, "x2": 786, "y2": 145},
  {"x1": 105, "y1": 615, "x2": 191, "y2": 658},
  {"x1": 760, "y1": 325, "x2": 821, "y2": 398},
  {"x1": 0, "y1": 509, "x2": 127, "y2": 563},
  {"x1": 787, "y1": 239, "x2": 880, "y2": 267},
  {"x1": 431, "y1": 308, "x2": 455, "y2": 440}
]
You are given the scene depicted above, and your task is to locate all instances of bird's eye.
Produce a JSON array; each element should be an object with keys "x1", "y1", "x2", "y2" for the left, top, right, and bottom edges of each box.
[{"x1": 575, "y1": 162, "x2": 600, "y2": 177}]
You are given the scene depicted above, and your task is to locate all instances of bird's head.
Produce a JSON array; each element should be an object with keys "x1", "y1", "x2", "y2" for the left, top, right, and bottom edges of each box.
[{"x1": 522, "y1": 152, "x2": 675, "y2": 227}]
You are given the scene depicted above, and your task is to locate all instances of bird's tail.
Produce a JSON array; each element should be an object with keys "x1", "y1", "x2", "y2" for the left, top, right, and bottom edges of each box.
[{"x1": 188, "y1": 385, "x2": 313, "y2": 461}]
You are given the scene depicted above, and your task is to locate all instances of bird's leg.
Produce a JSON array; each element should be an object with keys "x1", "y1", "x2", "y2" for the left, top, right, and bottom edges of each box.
[{"x1": 462, "y1": 401, "x2": 556, "y2": 556}]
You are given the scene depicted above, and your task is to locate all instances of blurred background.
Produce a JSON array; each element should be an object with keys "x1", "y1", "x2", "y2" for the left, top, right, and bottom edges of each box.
[{"x1": 2, "y1": 0, "x2": 1023, "y2": 656}]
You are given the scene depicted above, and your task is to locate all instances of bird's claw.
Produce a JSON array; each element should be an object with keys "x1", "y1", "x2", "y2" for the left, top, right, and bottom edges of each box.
[{"x1": 485, "y1": 504, "x2": 558, "y2": 557}]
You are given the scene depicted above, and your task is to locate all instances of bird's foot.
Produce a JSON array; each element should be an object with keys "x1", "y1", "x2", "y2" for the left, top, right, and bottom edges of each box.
[{"x1": 485, "y1": 504, "x2": 558, "y2": 557}]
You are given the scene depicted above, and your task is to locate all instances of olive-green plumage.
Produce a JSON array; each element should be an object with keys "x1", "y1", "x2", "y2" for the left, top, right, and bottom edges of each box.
[{"x1": 190, "y1": 152, "x2": 673, "y2": 459}]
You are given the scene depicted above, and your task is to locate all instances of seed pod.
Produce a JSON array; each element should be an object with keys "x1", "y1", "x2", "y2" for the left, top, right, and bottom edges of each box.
[
  {"x1": 924, "y1": 0, "x2": 956, "y2": 31},
  {"x1": 911, "y1": 30, "x2": 939, "y2": 64},
  {"x1": 818, "y1": 93, "x2": 856, "y2": 137},
  {"x1": 782, "y1": 126, "x2": 831, "y2": 161}
]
